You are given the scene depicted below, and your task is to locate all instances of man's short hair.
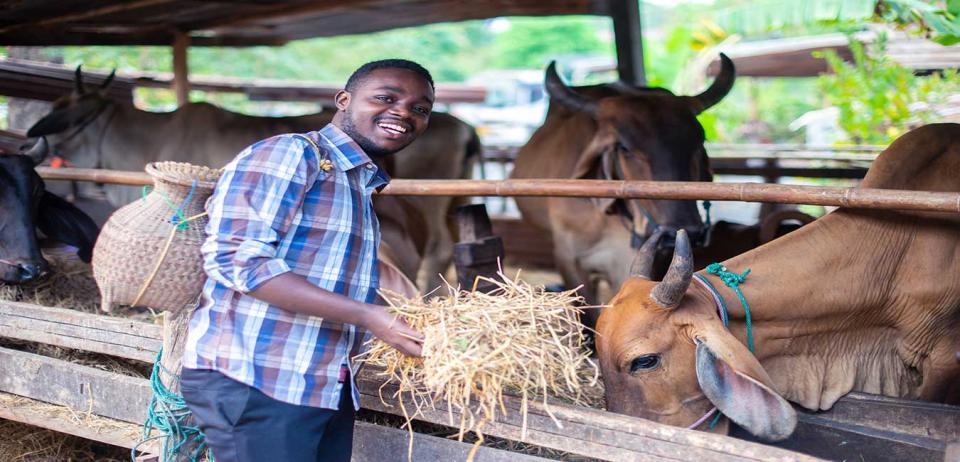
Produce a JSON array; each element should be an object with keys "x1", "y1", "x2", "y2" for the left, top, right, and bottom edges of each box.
[{"x1": 345, "y1": 59, "x2": 434, "y2": 92}]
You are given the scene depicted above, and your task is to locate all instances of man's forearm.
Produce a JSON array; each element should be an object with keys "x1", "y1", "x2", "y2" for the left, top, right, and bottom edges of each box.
[{"x1": 248, "y1": 272, "x2": 374, "y2": 327}]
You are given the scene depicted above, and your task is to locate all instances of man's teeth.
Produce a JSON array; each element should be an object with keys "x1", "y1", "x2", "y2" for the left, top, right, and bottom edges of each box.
[{"x1": 378, "y1": 122, "x2": 407, "y2": 134}]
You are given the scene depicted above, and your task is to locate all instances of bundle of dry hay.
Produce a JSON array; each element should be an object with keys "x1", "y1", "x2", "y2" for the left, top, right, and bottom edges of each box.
[{"x1": 357, "y1": 271, "x2": 601, "y2": 461}]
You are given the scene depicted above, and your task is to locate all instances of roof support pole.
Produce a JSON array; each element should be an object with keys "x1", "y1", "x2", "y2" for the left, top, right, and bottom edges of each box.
[
  {"x1": 608, "y1": 0, "x2": 646, "y2": 86},
  {"x1": 172, "y1": 30, "x2": 190, "y2": 106}
]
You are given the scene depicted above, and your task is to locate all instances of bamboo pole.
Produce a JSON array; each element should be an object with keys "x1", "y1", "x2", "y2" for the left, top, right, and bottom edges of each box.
[{"x1": 35, "y1": 167, "x2": 960, "y2": 213}]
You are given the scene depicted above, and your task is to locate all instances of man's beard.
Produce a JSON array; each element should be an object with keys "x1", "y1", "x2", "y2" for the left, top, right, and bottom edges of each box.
[{"x1": 339, "y1": 113, "x2": 401, "y2": 158}]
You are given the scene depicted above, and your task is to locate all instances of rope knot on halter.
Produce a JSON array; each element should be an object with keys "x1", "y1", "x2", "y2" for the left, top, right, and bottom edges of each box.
[{"x1": 688, "y1": 262, "x2": 755, "y2": 430}]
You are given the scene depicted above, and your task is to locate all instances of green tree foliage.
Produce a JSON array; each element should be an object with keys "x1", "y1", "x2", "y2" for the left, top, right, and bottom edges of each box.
[
  {"x1": 876, "y1": 0, "x2": 960, "y2": 45},
  {"x1": 52, "y1": 17, "x2": 612, "y2": 113},
  {"x1": 816, "y1": 36, "x2": 960, "y2": 144},
  {"x1": 486, "y1": 17, "x2": 612, "y2": 69},
  {"x1": 711, "y1": 0, "x2": 876, "y2": 37}
]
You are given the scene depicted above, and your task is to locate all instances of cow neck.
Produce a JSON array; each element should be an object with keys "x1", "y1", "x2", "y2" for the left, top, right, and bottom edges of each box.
[{"x1": 692, "y1": 209, "x2": 920, "y2": 408}]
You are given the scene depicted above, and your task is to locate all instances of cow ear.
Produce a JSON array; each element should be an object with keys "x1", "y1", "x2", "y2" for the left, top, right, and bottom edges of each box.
[
  {"x1": 571, "y1": 138, "x2": 617, "y2": 213},
  {"x1": 35, "y1": 191, "x2": 100, "y2": 263},
  {"x1": 694, "y1": 328, "x2": 796, "y2": 442}
]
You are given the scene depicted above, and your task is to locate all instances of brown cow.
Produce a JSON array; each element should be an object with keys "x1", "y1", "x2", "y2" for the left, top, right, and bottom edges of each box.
[
  {"x1": 510, "y1": 56, "x2": 735, "y2": 329},
  {"x1": 596, "y1": 123, "x2": 960, "y2": 442},
  {"x1": 23, "y1": 68, "x2": 479, "y2": 291}
]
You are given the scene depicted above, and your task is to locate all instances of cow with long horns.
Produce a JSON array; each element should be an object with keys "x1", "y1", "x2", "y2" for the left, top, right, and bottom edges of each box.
[
  {"x1": 596, "y1": 123, "x2": 960, "y2": 442},
  {"x1": 510, "y1": 55, "x2": 735, "y2": 329}
]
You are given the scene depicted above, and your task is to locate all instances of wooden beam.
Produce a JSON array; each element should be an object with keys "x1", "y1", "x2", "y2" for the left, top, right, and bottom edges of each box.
[
  {"x1": 0, "y1": 347, "x2": 152, "y2": 424},
  {"x1": 0, "y1": 301, "x2": 162, "y2": 363},
  {"x1": 355, "y1": 373, "x2": 820, "y2": 462},
  {"x1": 183, "y1": 0, "x2": 382, "y2": 32},
  {"x1": 0, "y1": 392, "x2": 159, "y2": 455},
  {"x1": 0, "y1": 0, "x2": 178, "y2": 34},
  {"x1": 734, "y1": 413, "x2": 948, "y2": 462},
  {"x1": 34, "y1": 168, "x2": 960, "y2": 214},
  {"x1": 353, "y1": 421, "x2": 551, "y2": 462},
  {"x1": 172, "y1": 30, "x2": 190, "y2": 107},
  {"x1": 609, "y1": 0, "x2": 646, "y2": 85}
]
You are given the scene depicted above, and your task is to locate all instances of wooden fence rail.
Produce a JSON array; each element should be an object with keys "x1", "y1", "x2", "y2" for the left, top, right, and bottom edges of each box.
[
  {"x1": 37, "y1": 167, "x2": 960, "y2": 214},
  {"x1": 2, "y1": 301, "x2": 958, "y2": 461}
]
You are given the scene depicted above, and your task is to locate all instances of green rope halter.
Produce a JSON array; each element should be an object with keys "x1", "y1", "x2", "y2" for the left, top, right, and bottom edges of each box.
[{"x1": 691, "y1": 262, "x2": 754, "y2": 430}]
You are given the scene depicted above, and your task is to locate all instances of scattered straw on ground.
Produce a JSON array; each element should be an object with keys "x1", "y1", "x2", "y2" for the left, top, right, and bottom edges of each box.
[
  {"x1": 0, "y1": 394, "x2": 132, "y2": 462},
  {"x1": 356, "y1": 271, "x2": 601, "y2": 462}
]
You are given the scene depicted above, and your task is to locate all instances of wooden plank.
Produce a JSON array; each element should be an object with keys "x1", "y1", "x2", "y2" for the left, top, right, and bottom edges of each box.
[
  {"x1": 0, "y1": 391, "x2": 158, "y2": 455},
  {"x1": 0, "y1": 300, "x2": 162, "y2": 363},
  {"x1": 946, "y1": 442, "x2": 960, "y2": 462},
  {"x1": 352, "y1": 421, "x2": 551, "y2": 462},
  {"x1": 0, "y1": 347, "x2": 152, "y2": 424},
  {"x1": 355, "y1": 373, "x2": 821, "y2": 462},
  {"x1": 734, "y1": 413, "x2": 946, "y2": 462},
  {"x1": 807, "y1": 391, "x2": 960, "y2": 442}
]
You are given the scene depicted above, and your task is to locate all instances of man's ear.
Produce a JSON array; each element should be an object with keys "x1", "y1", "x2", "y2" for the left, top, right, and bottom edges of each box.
[
  {"x1": 334, "y1": 90, "x2": 351, "y2": 111},
  {"x1": 694, "y1": 326, "x2": 796, "y2": 442}
]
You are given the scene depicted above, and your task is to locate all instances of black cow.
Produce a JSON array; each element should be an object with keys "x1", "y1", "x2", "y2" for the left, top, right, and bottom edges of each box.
[{"x1": 0, "y1": 140, "x2": 99, "y2": 283}]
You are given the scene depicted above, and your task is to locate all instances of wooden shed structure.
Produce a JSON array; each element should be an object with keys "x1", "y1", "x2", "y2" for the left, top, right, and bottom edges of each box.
[{"x1": 2, "y1": 2, "x2": 959, "y2": 462}]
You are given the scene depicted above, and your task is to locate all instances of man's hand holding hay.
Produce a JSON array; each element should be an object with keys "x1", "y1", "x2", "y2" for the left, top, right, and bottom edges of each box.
[{"x1": 358, "y1": 272, "x2": 601, "y2": 462}]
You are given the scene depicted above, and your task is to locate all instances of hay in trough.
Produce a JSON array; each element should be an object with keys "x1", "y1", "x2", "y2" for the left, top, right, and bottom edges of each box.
[
  {"x1": 0, "y1": 248, "x2": 159, "y2": 323},
  {"x1": 356, "y1": 271, "x2": 601, "y2": 461}
]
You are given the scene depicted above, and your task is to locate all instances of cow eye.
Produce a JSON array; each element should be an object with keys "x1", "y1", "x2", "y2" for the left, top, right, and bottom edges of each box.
[{"x1": 629, "y1": 354, "x2": 661, "y2": 374}]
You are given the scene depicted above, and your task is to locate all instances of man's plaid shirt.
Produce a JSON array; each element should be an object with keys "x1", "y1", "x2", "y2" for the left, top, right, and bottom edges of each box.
[{"x1": 183, "y1": 123, "x2": 388, "y2": 410}]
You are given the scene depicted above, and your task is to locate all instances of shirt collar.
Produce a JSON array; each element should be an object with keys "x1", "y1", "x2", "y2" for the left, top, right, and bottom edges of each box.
[
  {"x1": 318, "y1": 123, "x2": 391, "y2": 191},
  {"x1": 319, "y1": 123, "x2": 373, "y2": 171}
]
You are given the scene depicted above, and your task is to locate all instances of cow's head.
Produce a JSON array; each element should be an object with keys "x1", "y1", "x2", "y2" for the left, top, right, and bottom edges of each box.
[
  {"x1": 0, "y1": 146, "x2": 100, "y2": 284},
  {"x1": 21, "y1": 66, "x2": 115, "y2": 168},
  {"x1": 595, "y1": 230, "x2": 796, "y2": 442},
  {"x1": 546, "y1": 55, "x2": 734, "y2": 251},
  {"x1": 0, "y1": 152, "x2": 50, "y2": 283}
]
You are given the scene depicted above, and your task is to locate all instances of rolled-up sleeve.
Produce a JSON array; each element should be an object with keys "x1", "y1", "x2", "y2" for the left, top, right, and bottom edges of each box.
[{"x1": 202, "y1": 135, "x2": 318, "y2": 293}]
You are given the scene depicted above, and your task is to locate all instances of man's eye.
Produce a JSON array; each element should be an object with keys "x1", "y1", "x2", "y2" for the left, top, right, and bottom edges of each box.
[
  {"x1": 375, "y1": 96, "x2": 392, "y2": 103},
  {"x1": 414, "y1": 106, "x2": 430, "y2": 115}
]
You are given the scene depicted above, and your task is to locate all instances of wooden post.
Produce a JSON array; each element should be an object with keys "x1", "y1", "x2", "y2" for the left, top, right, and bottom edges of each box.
[
  {"x1": 454, "y1": 204, "x2": 503, "y2": 292},
  {"x1": 157, "y1": 305, "x2": 197, "y2": 461},
  {"x1": 609, "y1": 0, "x2": 646, "y2": 85},
  {"x1": 172, "y1": 30, "x2": 190, "y2": 106}
]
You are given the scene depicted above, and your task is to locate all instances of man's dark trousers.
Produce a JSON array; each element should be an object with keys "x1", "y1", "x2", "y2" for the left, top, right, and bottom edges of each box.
[{"x1": 180, "y1": 367, "x2": 355, "y2": 462}]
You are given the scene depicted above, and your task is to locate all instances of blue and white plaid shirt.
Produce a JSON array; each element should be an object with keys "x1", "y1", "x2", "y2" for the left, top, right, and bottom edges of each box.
[{"x1": 183, "y1": 123, "x2": 389, "y2": 410}]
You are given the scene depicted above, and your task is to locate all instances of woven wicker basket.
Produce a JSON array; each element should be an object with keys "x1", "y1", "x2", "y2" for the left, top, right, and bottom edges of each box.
[{"x1": 93, "y1": 162, "x2": 222, "y2": 313}]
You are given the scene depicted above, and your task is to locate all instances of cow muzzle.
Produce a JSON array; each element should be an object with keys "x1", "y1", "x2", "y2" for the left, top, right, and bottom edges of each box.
[{"x1": 0, "y1": 258, "x2": 49, "y2": 283}]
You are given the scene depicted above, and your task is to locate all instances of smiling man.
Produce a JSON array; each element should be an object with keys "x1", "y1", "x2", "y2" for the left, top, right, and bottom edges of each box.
[{"x1": 180, "y1": 59, "x2": 434, "y2": 462}]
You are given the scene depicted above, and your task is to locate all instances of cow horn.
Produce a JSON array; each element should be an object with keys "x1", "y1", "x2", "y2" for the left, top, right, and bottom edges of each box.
[
  {"x1": 100, "y1": 69, "x2": 116, "y2": 90},
  {"x1": 689, "y1": 53, "x2": 735, "y2": 114},
  {"x1": 651, "y1": 229, "x2": 693, "y2": 308},
  {"x1": 545, "y1": 61, "x2": 598, "y2": 116},
  {"x1": 629, "y1": 229, "x2": 663, "y2": 279},
  {"x1": 75, "y1": 65, "x2": 85, "y2": 94},
  {"x1": 20, "y1": 137, "x2": 49, "y2": 166}
]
